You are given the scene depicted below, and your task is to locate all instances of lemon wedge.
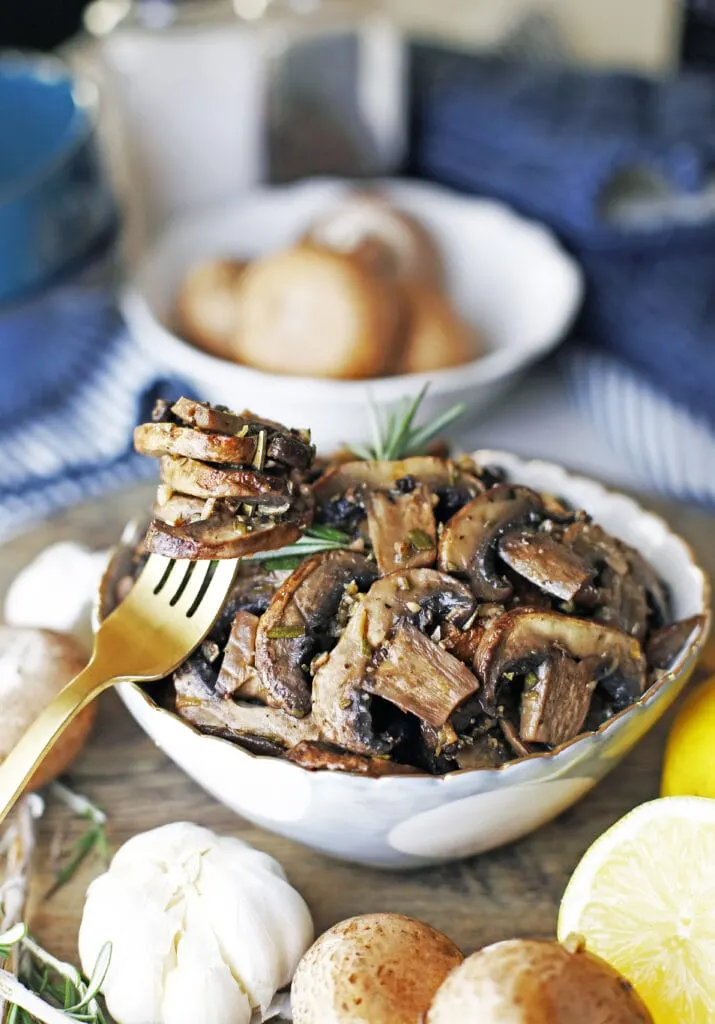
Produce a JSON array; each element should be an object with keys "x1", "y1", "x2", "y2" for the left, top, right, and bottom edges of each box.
[
  {"x1": 557, "y1": 797, "x2": 715, "y2": 1024},
  {"x1": 662, "y1": 676, "x2": 715, "y2": 798}
]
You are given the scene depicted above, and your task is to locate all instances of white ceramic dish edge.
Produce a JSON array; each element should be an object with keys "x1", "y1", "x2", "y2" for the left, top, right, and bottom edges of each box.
[{"x1": 108, "y1": 452, "x2": 710, "y2": 869}]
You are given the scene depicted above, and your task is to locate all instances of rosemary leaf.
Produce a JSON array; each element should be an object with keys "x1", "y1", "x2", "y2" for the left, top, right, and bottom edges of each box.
[
  {"x1": 304, "y1": 525, "x2": 351, "y2": 544},
  {"x1": 404, "y1": 401, "x2": 466, "y2": 454},
  {"x1": 384, "y1": 384, "x2": 429, "y2": 461},
  {"x1": 346, "y1": 386, "x2": 465, "y2": 462},
  {"x1": 265, "y1": 625, "x2": 305, "y2": 640}
]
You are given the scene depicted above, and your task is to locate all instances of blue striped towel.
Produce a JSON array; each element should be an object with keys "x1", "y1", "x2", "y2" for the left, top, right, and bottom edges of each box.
[{"x1": 0, "y1": 288, "x2": 188, "y2": 542}]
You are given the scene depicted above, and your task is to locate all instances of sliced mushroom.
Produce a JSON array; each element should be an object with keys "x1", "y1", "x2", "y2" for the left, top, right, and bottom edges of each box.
[
  {"x1": 134, "y1": 422, "x2": 258, "y2": 465},
  {"x1": 312, "y1": 569, "x2": 475, "y2": 754},
  {"x1": 476, "y1": 608, "x2": 647, "y2": 713},
  {"x1": 144, "y1": 512, "x2": 305, "y2": 560},
  {"x1": 177, "y1": 697, "x2": 322, "y2": 749},
  {"x1": 499, "y1": 718, "x2": 536, "y2": 759},
  {"x1": 171, "y1": 397, "x2": 314, "y2": 468},
  {"x1": 285, "y1": 741, "x2": 419, "y2": 775},
  {"x1": 368, "y1": 623, "x2": 479, "y2": 727},
  {"x1": 255, "y1": 550, "x2": 378, "y2": 717},
  {"x1": 314, "y1": 456, "x2": 483, "y2": 504},
  {"x1": 160, "y1": 455, "x2": 286, "y2": 499},
  {"x1": 366, "y1": 483, "x2": 436, "y2": 574},
  {"x1": 646, "y1": 615, "x2": 705, "y2": 671},
  {"x1": 215, "y1": 610, "x2": 267, "y2": 701},
  {"x1": 454, "y1": 731, "x2": 510, "y2": 770},
  {"x1": 498, "y1": 530, "x2": 596, "y2": 603},
  {"x1": 173, "y1": 649, "x2": 319, "y2": 747},
  {"x1": 440, "y1": 621, "x2": 485, "y2": 665},
  {"x1": 438, "y1": 485, "x2": 544, "y2": 601},
  {"x1": 519, "y1": 650, "x2": 598, "y2": 745}
]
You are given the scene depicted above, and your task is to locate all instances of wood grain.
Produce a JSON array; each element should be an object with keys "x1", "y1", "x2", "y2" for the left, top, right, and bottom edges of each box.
[{"x1": 0, "y1": 483, "x2": 712, "y2": 963}]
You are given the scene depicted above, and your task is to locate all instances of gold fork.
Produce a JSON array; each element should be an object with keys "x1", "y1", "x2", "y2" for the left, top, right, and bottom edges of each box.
[{"x1": 0, "y1": 554, "x2": 239, "y2": 825}]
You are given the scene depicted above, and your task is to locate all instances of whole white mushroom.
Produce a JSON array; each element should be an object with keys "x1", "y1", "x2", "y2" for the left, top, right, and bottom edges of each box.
[{"x1": 78, "y1": 822, "x2": 314, "y2": 1024}]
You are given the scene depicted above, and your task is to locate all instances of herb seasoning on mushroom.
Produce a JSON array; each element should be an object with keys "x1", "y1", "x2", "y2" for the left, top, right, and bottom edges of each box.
[{"x1": 123, "y1": 395, "x2": 705, "y2": 774}]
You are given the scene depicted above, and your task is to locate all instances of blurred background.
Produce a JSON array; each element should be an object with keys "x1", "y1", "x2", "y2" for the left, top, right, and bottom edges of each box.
[{"x1": 1, "y1": 0, "x2": 715, "y2": 539}]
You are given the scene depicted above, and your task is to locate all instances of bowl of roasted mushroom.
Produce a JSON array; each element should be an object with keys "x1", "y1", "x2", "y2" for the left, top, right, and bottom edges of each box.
[{"x1": 99, "y1": 396, "x2": 710, "y2": 869}]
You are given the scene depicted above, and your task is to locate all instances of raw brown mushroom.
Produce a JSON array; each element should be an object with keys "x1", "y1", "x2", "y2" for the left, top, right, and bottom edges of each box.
[
  {"x1": 498, "y1": 529, "x2": 596, "y2": 603},
  {"x1": 312, "y1": 569, "x2": 475, "y2": 754},
  {"x1": 291, "y1": 913, "x2": 463, "y2": 1024},
  {"x1": 255, "y1": 550, "x2": 378, "y2": 717},
  {"x1": 366, "y1": 483, "x2": 436, "y2": 574},
  {"x1": 426, "y1": 938, "x2": 653, "y2": 1023},
  {"x1": 476, "y1": 608, "x2": 647, "y2": 717},
  {"x1": 438, "y1": 485, "x2": 544, "y2": 601}
]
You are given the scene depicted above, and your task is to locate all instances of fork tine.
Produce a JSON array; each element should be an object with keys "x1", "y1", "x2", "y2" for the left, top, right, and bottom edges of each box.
[
  {"x1": 173, "y1": 558, "x2": 214, "y2": 613},
  {"x1": 184, "y1": 558, "x2": 239, "y2": 625},
  {"x1": 132, "y1": 554, "x2": 176, "y2": 597}
]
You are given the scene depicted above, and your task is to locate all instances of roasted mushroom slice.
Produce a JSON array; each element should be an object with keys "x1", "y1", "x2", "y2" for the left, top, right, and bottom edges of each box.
[
  {"x1": 438, "y1": 485, "x2": 544, "y2": 601},
  {"x1": 476, "y1": 608, "x2": 647, "y2": 714},
  {"x1": 312, "y1": 569, "x2": 475, "y2": 755},
  {"x1": 498, "y1": 530, "x2": 596, "y2": 603},
  {"x1": 255, "y1": 550, "x2": 378, "y2": 717},
  {"x1": 144, "y1": 498, "x2": 310, "y2": 559},
  {"x1": 519, "y1": 650, "x2": 598, "y2": 746},
  {"x1": 134, "y1": 422, "x2": 259, "y2": 465},
  {"x1": 160, "y1": 455, "x2": 287, "y2": 499},
  {"x1": 366, "y1": 483, "x2": 436, "y2": 574},
  {"x1": 285, "y1": 741, "x2": 419, "y2": 775},
  {"x1": 368, "y1": 623, "x2": 479, "y2": 727},
  {"x1": 177, "y1": 698, "x2": 322, "y2": 749},
  {"x1": 646, "y1": 615, "x2": 705, "y2": 671},
  {"x1": 215, "y1": 610, "x2": 267, "y2": 701},
  {"x1": 170, "y1": 397, "x2": 315, "y2": 469}
]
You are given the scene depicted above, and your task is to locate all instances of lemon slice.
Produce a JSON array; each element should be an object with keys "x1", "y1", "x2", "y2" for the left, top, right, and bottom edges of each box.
[{"x1": 557, "y1": 797, "x2": 715, "y2": 1024}]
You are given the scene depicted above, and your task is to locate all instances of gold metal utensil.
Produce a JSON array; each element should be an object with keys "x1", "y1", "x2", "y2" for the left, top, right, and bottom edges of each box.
[{"x1": 0, "y1": 554, "x2": 239, "y2": 825}]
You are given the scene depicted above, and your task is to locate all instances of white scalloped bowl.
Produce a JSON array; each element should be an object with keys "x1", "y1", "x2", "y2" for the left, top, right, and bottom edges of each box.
[
  {"x1": 102, "y1": 453, "x2": 710, "y2": 869},
  {"x1": 122, "y1": 179, "x2": 583, "y2": 450}
]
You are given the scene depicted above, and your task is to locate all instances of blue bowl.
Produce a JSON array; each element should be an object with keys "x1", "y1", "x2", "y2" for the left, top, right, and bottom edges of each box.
[{"x1": 0, "y1": 54, "x2": 117, "y2": 304}]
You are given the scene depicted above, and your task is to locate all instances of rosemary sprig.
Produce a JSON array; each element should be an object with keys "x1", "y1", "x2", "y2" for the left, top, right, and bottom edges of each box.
[
  {"x1": 45, "y1": 784, "x2": 109, "y2": 900},
  {"x1": 0, "y1": 925, "x2": 111, "y2": 1024},
  {"x1": 246, "y1": 526, "x2": 353, "y2": 569},
  {"x1": 349, "y1": 384, "x2": 466, "y2": 462}
]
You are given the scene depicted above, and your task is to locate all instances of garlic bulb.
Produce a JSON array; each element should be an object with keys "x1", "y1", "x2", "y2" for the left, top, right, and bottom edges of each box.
[{"x1": 78, "y1": 822, "x2": 314, "y2": 1024}]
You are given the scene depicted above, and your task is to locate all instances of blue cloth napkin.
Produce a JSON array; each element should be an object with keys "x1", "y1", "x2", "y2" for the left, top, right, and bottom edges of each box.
[
  {"x1": 0, "y1": 288, "x2": 187, "y2": 541},
  {"x1": 409, "y1": 45, "x2": 715, "y2": 429}
]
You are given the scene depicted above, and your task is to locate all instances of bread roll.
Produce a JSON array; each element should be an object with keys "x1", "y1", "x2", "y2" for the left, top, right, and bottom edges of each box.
[
  {"x1": 399, "y1": 285, "x2": 477, "y2": 375},
  {"x1": 176, "y1": 258, "x2": 246, "y2": 359},
  {"x1": 232, "y1": 246, "x2": 404, "y2": 379},
  {"x1": 304, "y1": 193, "x2": 444, "y2": 286}
]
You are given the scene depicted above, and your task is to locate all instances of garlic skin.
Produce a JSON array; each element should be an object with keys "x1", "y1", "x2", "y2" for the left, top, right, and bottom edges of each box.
[
  {"x1": 4, "y1": 542, "x2": 109, "y2": 643},
  {"x1": 78, "y1": 822, "x2": 314, "y2": 1024}
]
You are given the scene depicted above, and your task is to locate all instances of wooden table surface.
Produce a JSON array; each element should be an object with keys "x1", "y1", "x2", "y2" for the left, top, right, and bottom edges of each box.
[{"x1": 0, "y1": 482, "x2": 713, "y2": 964}]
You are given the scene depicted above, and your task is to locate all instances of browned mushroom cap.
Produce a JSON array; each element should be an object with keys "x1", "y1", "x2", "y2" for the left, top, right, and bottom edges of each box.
[
  {"x1": 255, "y1": 550, "x2": 378, "y2": 718},
  {"x1": 160, "y1": 455, "x2": 287, "y2": 499},
  {"x1": 133, "y1": 422, "x2": 259, "y2": 465},
  {"x1": 292, "y1": 913, "x2": 463, "y2": 1024},
  {"x1": 438, "y1": 485, "x2": 544, "y2": 601},
  {"x1": 498, "y1": 529, "x2": 596, "y2": 603},
  {"x1": 215, "y1": 610, "x2": 266, "y2": 701},
  {"x1": 313, "y1": 456, "x2": 483, "y2": 504},
  {"x1": 366, "y1": 482, "x2": 437, "y2": 574},
  {"x1": 563, "y1": 522, "x2": 671, "y2": 640},
  {"x1": 476, "y1": 608, "x2": 647, "y2": 714},
  {"x1": 646, "y1": 614, "x2": 705, "y2": 671},
  {"x1": 312, "y1": 569, "x2": 475, "y2": 754},
  {"x1": 426, "y1": 939, "x2": 653, "y2": 1023},
  {"x1": 171, "y1": 397, "x2": 314, "y2": 469}
]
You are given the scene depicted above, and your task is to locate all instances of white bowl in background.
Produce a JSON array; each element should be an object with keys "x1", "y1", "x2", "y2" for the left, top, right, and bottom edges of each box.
[
  {"x1": 100, "y1": 452, "x2": 710, "y2": 870},
  {"x1": 122, "y1": 179, "x2": 583, "y2": 450}
]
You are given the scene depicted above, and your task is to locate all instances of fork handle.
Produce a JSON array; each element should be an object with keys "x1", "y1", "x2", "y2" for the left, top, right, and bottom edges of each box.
[{"x1": 0, "y1": 659, "x2": 110, "y2": 825}]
